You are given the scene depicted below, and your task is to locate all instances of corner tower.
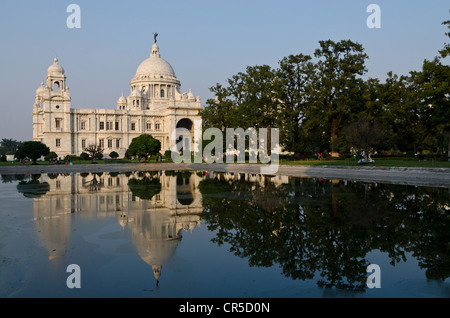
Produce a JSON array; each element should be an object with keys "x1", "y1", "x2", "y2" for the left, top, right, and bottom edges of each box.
[{"x1": 33, "y1": 57, "x2": 72, "y2": 155}]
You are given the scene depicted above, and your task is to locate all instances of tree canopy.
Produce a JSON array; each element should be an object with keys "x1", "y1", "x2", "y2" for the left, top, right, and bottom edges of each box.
[
  {"x1": 200, "y1": 19, "x2": 450, "y2": 159},
  {"x1": 15, "y1": 141, "x2": 50, "y2": 164},
  {"x1": 125, "y1": 134, "x2": 161, "y2": 161}
]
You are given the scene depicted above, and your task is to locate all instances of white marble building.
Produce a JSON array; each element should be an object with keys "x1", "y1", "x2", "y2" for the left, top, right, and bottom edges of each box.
[{"x1": 32, "y1": 39, "x2": 202, "y2": 158}]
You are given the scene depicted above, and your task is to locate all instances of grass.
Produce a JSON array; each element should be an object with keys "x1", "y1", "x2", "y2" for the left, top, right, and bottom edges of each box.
[
  {"x1": 0, "y1": 158, "x2": 168, "y2": 166},
  {"x1": 279, "y1": 157, "x2": 450, "y2": 168},
  {"x1": 1, "y1": 157, "x2": 449, "y2": 168}
]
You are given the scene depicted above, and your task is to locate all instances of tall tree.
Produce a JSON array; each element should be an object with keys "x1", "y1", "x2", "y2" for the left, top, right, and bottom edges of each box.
[
  {"x1": 377, "y1": 72, "x2": 427, "y2": 153},
  {"x1": 344, "y1": 118, "x2": 387, "y2": 162},
  {"x1": 200, "y1": 65, "x2": 280, "y2": 155},
  {"x1": 275, "y1": 53, "x2": 314, "y2": 155},
  {"x1": 309, "y1": 40, "x2": 369, "y2": 157},
  {"x1": 0, "y1": 138, "x2": 23, "y2": 155},
  {"x1": 413, "y1": 19, "x2": 450, "y2": 157},
  {"x1": 412, "y1": 59, "x2": 450, "y2": 157}
]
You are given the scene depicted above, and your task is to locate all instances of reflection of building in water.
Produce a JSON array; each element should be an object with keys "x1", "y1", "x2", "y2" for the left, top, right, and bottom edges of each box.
[
  {"x1": 32, "y1": 171, "x2": 203, "y2": 284},
  {"x1": 205, "y1": 171, "x2": 290, "y2": 187},
  {"x1": 32, "y1": 170, "x2": 289, "y2": 284}
]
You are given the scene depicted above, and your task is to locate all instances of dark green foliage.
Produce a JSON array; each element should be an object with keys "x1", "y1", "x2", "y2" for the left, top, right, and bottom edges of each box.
[
  {"x1": 0, "y1": 138, "x2": 23, "y2": 155},
  {"x1": 45, "y1": 151, "x2": 58, "y2": 161},
  {"x1": 15, "y1": 141, "x2": 50, "y2": 164},
  {"x1": 80, "y1": 152, "x2": 90, "y2": 161},
  {"x1": 126, "y1": 134, "x2": 161, "y2": 161},
  {"x1": 200, "y1": 18, "x2": 450, "y2": 158},
  {"x1": 109, "y1": 151, "x2": 119, "y2": 159},
  {"x1": 198, "y1": 174, "x2": 450, "y2": 290},
  {"x1": 127, "y1": 176, "x2": 161, "y2": 200}
]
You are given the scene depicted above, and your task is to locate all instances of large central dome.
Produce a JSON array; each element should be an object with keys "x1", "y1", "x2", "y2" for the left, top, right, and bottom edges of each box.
[{"x1": 135, "y1": 43, "x2": 176, "y2": 77}]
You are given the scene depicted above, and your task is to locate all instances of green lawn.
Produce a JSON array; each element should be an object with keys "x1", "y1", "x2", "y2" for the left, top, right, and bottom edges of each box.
[
  {"x1": 279, "y1": 157, "x2": 450, "y2": 168},
  {"x1": 1, "y1": 157, "x2": 449, "y2": 168},
  {"x1": 0, "y1": 158, "x2": 167, "y2": 166}
]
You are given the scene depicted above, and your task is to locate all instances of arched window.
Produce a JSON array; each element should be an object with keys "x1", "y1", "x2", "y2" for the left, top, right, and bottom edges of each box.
[
  {"x1": 160, "y1": 89, "x2": 164, "y2": 98},
  {"x1": 54, "y1": 81, "x2": 59, "y2": 92}
]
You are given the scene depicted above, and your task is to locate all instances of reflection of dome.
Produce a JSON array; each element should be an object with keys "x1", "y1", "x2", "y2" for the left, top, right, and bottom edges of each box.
[
  {"x1": 47, "y1": 57, "x2": 64, "y2": 75},
  {"x1": 137, "y1": 238, "x2": 181, "y2": 268},
  {"x1": 134, "y1": 43, "x2": 176, "y2": 78},
  {"x1": 130, "y1": 210, "x2": 182, "y2": 286}
]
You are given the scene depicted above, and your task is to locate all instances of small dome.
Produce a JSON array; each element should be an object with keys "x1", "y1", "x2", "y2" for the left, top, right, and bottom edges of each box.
[
  {"x1": 36, "y1": 82, "x2": 47, "y2": 95},
  {"x1": 48, "y1": 57, "x2": 64, "y2": 76},
  {"x1": 117, "y1": 93, "x2": 127, "y2": 104},
  {"x1": 135, "y1": 43, "x2": 176, "y2": 78}
]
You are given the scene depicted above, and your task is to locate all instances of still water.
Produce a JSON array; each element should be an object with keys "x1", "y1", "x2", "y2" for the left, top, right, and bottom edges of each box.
[{"x1": 0, "y1": 170, "x2": 449, "y2": 298}]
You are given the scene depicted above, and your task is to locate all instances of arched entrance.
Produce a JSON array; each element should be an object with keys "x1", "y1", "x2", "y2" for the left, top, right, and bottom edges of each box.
[
  {"x1": 176, "y1": 118, "x2": 194, "y2": 153},
  {"x1": 176, "y1": 172, "x2": 194, "y2": 205}
]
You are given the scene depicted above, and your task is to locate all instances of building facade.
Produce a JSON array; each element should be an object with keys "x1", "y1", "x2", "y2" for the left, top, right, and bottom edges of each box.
[{"x1": 32, "y1": 40, "x2": 202, "y2": 158}]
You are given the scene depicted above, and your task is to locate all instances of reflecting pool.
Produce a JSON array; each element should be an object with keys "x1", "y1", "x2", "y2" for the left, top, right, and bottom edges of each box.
[{"x1": 0, "y1": 170, "x2": 449, "y2": 298}]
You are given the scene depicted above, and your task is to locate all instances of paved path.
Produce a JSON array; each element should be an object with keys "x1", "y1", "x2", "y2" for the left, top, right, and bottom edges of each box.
[{"x1": 1, "y1": 163, "x2": 449, "y2": 187}]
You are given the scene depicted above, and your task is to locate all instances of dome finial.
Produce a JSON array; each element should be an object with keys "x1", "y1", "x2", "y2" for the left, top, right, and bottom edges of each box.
[
  {"x1": 54, "y1": 56, "x2": 58, "y2": 64},
  {"x1": 153, "y1": 32, "x2": 158, "y2": 43}
]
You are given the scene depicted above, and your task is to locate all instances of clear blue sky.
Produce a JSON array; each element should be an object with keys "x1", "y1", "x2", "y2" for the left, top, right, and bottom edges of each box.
[{"x1": 0, "y1": 0, "x2": 448, "y2": 141}]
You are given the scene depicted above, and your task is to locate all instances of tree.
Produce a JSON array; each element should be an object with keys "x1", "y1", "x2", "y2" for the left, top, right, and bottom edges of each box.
[
  {"x1": 412, "y1": 58, "x2": 450, "y2": 157},
  {"x1": 0, "y1": 138, "x2": 23, "y2": 155},
  {"x1": 308, "y1": 40, "x2": 369, "y2": 157},
  {"x1": 376, "y1": 72, "x2": 427, "y2": 153},
  {"x1": 126, "y1": 134, "x2": 161, "y2": 161},
  {"x1": 45, "y1": 151, "x2": 58, "y2": 161},
  {"x1": 344, "y1": 118, "x2": 388, "y2": 163},
  {"x1": 83, "y1": 144, "x2": 104, "y2": 163},
  {"x1": 109, "y1": 151, "x2": 119, "y2": 160},
  {"x1": 275, "y1": 53, "x2": 314, "y2": 155},
  {"x1": 80, "y1": 152, "x2": 90, "y2": 161},
  {"x1": 127, "y1": 174, "x2": 161, "y2": 200},
  {"x1": 439, "y1": 18, "x2": 450, "y2": 59},
  {"x1": 15, "y1": 141, "x2": 50, "y2": 164}
]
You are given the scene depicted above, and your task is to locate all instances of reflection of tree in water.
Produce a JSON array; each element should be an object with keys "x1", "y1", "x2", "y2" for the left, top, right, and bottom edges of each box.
[
  {"x1": 1, "y1": 174, "x2": 26, "y2": 183},
  {"x1": 15, "y1": 174, "x2": 50, "y2": 198},
  {"x1": 83, "y1": 173, "x2": 104, "y2": 192},
  {"x1": 199, "y1": 175, "x2": 450, "y2": 292},
  {"x1": 127, "y1": 171, "x2": 161, "y2": 200}
]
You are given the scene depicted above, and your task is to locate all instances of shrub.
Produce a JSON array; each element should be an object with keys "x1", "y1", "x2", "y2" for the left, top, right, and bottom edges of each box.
[
  {"x1": 45, "y1": 151, "x2": 58, "y2": 161},
  {"x1": 95, "y1": 152, "x2": 103, "y2": 160},
  {"x1": 80, "y1": 152, "x2": 90, "y2": 160},
  {"x1": 109, "y1": 151, "x2": 119, "y2": 159}
]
